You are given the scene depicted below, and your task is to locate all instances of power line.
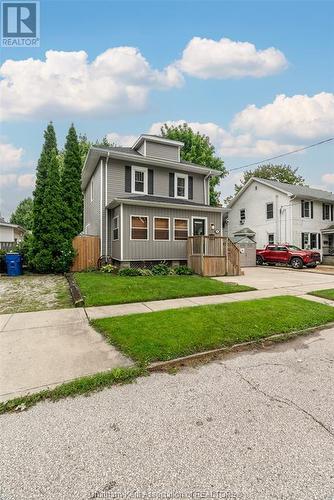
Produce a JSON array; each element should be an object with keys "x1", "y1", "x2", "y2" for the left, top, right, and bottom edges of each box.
[{"x1": 227, "y1": 137, "x2": 334, "y2": 173}]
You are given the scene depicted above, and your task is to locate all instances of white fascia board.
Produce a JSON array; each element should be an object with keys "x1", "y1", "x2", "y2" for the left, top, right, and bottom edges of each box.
[
  {"x1": 108, "y1": 198, "x2": 225, "y2": 213},
  {"x1": 227, "y1": 177, "x2": 292, "y2": 208},
  {"x1": 132, "y1": 134, "x2": 184, "y2": 150}
]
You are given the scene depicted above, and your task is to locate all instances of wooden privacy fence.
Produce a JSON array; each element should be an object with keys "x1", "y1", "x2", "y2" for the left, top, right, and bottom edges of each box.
[
  {"x1": 71, "y1": 235, "x2": 100, "y2": 272},
  {"x1": 187, "y1": 236, "x2": 241, "y2": 277}
]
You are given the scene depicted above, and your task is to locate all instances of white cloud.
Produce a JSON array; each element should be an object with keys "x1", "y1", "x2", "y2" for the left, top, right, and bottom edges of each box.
[
  {"x1": 0, "y1": 47, "x2": 183, "y2": 121},
  {"x1": 0, "y1": 174, "x2": 17, "y2": 187},
  {"x1": 106, "y1": 132, "x2": 137, "y2": 147},
  {"x1": 322, "y1": 173, "x2": 334, "y2": 185},
  {"x1": 17, "y1": 174, "x2": 35, "y2": 188},
  {"x1": 232, "y1": 92, "x2": 334, "y2": 140},
  {"x1": 175, "y1": 37, "x2": 288, "y2": 79},
  {"x1": 148, "y1": 120, "x2": 297, "y2": 158},
  {"x1": 0, "y1": 142, "x2": 24, "y2": 169}
]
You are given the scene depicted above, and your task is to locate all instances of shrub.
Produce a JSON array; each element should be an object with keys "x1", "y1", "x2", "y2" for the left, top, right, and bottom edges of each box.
[
  {"x1": 100, "y1": 264, "x2": 117, "y2": 274},
  {"x1": 118, "y1": 267, "x2": 142, "y2": 277},
  {"x1": 137, "y1": 268, "x2": 153, "y2": 276},
  {"x1": 174, "y1": 265, "x2": 193, "y2": 275},
  {"x1": 151, "y1": 262, "x2": 170, "y2": 275}
]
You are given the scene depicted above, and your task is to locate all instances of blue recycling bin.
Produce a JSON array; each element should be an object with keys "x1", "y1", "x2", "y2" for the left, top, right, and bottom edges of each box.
[{"x1": 5, "y1": 253, "x2": 22, "y2": 277}]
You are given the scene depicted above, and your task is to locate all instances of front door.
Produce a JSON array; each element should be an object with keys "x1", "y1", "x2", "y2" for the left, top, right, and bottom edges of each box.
[{"x1": 193, "y1": 218, "x2": 206, "y2": 236}]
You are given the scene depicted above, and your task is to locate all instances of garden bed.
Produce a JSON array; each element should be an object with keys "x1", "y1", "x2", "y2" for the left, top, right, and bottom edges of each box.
[
  {"x1": 92, "y1": 296, "x2": 334, "y2": 363},
  {"x1": 74, "y1": 272, "x2": 254, "y2": 306}
]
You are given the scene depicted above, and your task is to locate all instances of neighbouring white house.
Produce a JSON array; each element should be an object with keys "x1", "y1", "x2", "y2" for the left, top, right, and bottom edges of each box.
[
  {"x1": 0, "y1": 218, "x2": 26, "y2": 250},
  {"x1": 226, "y1": 177, "x2": 334, "y2": 261}
]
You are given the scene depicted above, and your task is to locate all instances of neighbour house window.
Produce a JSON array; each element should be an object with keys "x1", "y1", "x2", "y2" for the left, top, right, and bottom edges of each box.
[
  {"x1": 175, "y1": 174, "x2": 188, "y2": 199},
  {"x1": 131, "y1": 216, "x2": 148, "y2": 240},
  {"x1": 90, "y1": 179, "x2": 94, "y2": 202},
  {"x1": 302, "y1": 200, "x2": 310, "y2": 218},
  {"x1": 268, "y1": 233, "x2": 274, "y2": 245},
  {"x1": 132, "y1": 167, "x2": 147, "y2": 194},
  {"x1": 301, "y1": 232, "x2": 309, "y2": 249},
  {"x1": 323, "y1": 204, "x2": 330, "y2": 220},
  {"x1": 266, "y1": 203, "x2": 274, "y2": 219},
  {"x1": 310, "y1": 233, "x2": 319, "y2": 249},
  {"x1": 113, "y1": 216, "x2": 119, "y2": 240},
  {"x1": 154, "y1": 217, "x2": 170, "y2": 241},
  {"x1": 174, "y1": 218, "x2": 189, "y2": 240},
  {"x1": 240, "y1": 209, "x2": 246, "y2": 224}
]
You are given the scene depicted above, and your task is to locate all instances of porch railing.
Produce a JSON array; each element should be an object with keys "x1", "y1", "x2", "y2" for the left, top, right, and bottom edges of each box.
[{"x1": 187, "y1": 236, "x2": 241, "y2": 276}]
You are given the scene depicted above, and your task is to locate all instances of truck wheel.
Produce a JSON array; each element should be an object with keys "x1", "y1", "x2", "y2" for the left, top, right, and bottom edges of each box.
[
  {"x1": 256, "y1": 255, "x2": 264, "y2": 265},
  {"x1": 290, "y1": 257, "x2": 303, "y2": 269}
]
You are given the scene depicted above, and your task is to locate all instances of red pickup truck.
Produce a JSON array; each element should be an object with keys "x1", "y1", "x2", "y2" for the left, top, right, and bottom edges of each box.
[{"x1": 256, "y1": 244, "x2": 321, "y2": 269}]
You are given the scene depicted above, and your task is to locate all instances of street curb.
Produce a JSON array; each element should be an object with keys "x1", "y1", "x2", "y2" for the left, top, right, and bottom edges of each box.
[
  {"x1": 147, "y1": 321, "x2": 334, "y2": 372},
  {"x1": 65, "y1": 272, "x2": 84, "y2": 307}
]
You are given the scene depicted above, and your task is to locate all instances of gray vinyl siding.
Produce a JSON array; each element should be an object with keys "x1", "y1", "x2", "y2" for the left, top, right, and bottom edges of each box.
[
  {"x1": 137, "y1": 143, "x2": 145, "y2": 155},
  {"x1": 120, "y1": 204, "x2": 222, "y2": 261},
  {"x1": 106, "y1": 160, "x2": 206, "y2": 205},
  {"x1": 145, "y1": 141, "x2": 179, "y2": 161},
  {"x1": 83, "y1": 163, "x2": 101, "y2": 237}
]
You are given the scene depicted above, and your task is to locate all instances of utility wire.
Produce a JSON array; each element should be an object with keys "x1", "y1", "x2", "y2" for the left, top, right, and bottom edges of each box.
[{"x1": 227, "y1": 137, "x2": 334, "y2": 173}]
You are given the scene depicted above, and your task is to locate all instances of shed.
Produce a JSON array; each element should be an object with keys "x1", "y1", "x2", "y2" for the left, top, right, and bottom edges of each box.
[{"x1": 232, "y1": 228, "x2": 256, "y2": 267}]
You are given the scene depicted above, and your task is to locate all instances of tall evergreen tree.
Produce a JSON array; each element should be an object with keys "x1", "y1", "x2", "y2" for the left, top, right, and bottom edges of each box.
[
  {"x1": 61, "y1": 124, "x2": 83, "y2": 239},
  {"x1": 30, "y1": 123, "x2": 58, "y2": 258},
  {"x1": 31, "y1": 149, "x2": 73, "y2": 272}
]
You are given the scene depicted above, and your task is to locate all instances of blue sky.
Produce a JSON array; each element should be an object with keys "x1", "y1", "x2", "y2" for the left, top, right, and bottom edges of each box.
[{"x1": 1, "y1": 0, "x2": 333, "y2": 218}]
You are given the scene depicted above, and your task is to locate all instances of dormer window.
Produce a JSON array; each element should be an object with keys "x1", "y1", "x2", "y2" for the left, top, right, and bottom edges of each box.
[
  {"x1": 175, "y1": 173, "x2": 188, "y2": 199},
  {"x1": 132, "y1": 166, "x2": 148, "y2": 194}
]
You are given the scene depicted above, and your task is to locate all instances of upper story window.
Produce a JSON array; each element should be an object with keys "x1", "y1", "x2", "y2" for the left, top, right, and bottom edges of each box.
[
  {"x1": 175, "y1": 173, "x2": 188, "y2": 199},
  {"x1": 266, "y1": 202, "x2": 274, "y2": 219},
  {"x1": 240, "y1": 209, "x2": 246, "y2": 224},
  {"x1": 132, "y1": 166, "x2": 148, "y2": 194},
  {"x1": 301, "y1": 200, "x2": 313, "y2": 218},
  {"x1": 323, "y1": 203, "x2": 330, "y2": 220}
]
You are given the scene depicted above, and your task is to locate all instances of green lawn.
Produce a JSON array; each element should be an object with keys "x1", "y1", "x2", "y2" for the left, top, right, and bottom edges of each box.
[
  {"x1": 93, "y1": 296, "x2": 334, "y2": 363},
  {"x1": 308, "y1": 289, "x2": 334, "y2": 301},
  {"x1": 75, "y1": 273, "x2": 254, "y2": 306}
]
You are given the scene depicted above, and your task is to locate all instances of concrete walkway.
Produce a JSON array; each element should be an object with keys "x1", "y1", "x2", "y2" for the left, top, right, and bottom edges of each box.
[{"x1": 0, "y1": 308, "x2": 132, "y2": 402}]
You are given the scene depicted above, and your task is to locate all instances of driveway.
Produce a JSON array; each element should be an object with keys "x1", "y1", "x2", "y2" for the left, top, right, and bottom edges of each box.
[
  {"x1": 0, "y1": 308, "x2": 132, "y2": 402},
  {"x1": 216, "y1": 266, "x2": 334, "y2": 294},
  {"x1": 1, "y1": 326, "x2": 333, "y2": 500}
]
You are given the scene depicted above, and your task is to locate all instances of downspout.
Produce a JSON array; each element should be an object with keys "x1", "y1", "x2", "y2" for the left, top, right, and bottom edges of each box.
[
  {"x1": 204, "y1": 171, "x2": 212, "y2": 205},
  {"x1": 105, "y1": 152, "x2": 110, "y2": 256}
]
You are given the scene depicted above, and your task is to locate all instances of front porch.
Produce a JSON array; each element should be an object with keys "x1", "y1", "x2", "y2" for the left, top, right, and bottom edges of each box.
[
  {"x1": 187, "y1": 236, "x2": 241, "y2": 277},
  {"x1": 322, "y1": 226, "x2": 334, "y2": 266}
]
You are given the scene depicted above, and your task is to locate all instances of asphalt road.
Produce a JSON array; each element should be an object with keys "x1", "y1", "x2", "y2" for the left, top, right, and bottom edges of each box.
[{"x1": 1, "y1": 327, "x2": 334, "y2": 500}]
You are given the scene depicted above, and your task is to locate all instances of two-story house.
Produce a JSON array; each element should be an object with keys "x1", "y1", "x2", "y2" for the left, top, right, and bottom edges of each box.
[
  {"x1": 82, "y1": 134, "x2": 224, "y2": 266},
  {"x1": 226, "y1": 177, "x2": 334, "y2": 259}
]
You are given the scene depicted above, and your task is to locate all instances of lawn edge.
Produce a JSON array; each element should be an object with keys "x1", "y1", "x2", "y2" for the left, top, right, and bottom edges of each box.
[
  {"x1": 147, "y1": 320, "x2": 334, "y2": 372},
  {"x1": 0, "y1": 365, "x2": 146, "y2": 416},
  {"x1": 65, "y1": 272, "x2": 85, "y2": 307},
  {"x1": 307, "y1": 290, "x2": 334, "y2": 301}
]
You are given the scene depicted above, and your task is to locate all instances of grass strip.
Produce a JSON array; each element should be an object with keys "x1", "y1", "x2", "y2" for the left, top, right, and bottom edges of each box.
[
  {"x1": 0, "y1": 366, "x2": 145, "y2": 415},
  {"x1": 74, "y1": 273, "x2": 254, "y2": 307},
  {"x1": 308, "y1": 289, "x2": 334, "y2": 301},
  {"x1": 93, "y1": 296, "x2": 334, "y2": 363}
]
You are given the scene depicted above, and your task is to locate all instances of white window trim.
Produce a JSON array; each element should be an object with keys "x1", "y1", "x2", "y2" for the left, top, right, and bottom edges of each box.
[
  {"x1": 153, "y1": 217, "x2": 170, "y2": 241},
  {"x1": 190, "y1": 216, "x2": 208, "y2": 236},
  {"x1": 173, "y1": 218, "x2": 189, "y2": 241},
  {"x1": 131, "y1": 166, "x2": 148, "y2": 195},
  {"x1": 130, "y1": 215, "x2": 149, "y2": 241},
  {"x1": 113, "y1": 216, "x2": 119, "y2": 241},
  {"x1": 303, "y1": 200, "x2": 311, "y2": 218},
  {"x1": 175, "y1": 173, "x2": 188, "y2": 199},
  {"x1": 266, "y1": 202, "x2": 274, "y2": 220}
]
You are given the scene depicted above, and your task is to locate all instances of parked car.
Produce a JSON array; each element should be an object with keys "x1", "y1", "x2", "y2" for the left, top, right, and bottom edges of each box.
[{"x1": 256, "y1": 244, "x2": 321, "y2": 269}]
